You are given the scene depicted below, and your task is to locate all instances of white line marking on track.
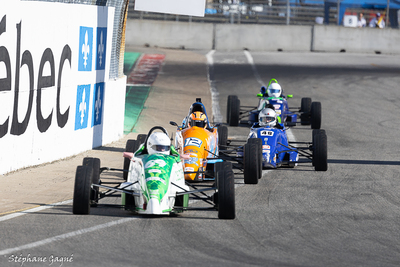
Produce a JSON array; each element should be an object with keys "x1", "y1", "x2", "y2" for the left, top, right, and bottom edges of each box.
[
  {"x1": 244, "y1": 50, "x2": 265, "y2": 87},
  {"x1": 0, "y1": 200, "x2": 73, "y2": 222},
  {"x1": 0, "y1": 217, "x2": 137, "y2": 256},
  {"x1": 206, "y1": 50, "x2": 223, "y2": 123}
]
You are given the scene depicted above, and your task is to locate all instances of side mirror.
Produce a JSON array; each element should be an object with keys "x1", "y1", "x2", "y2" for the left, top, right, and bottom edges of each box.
[
  {"x1": 214, "y1": 123, "x2": 221, "y2": 127},
  {"x1": 170, "y1": 121, "x2": 178, "y2": 127},
  {"x1": 256, "y1": 93, "x2": 263, "y2": 98},
  {"x1": 287, "y1": 94, "x2": 293, "y2": 98}
]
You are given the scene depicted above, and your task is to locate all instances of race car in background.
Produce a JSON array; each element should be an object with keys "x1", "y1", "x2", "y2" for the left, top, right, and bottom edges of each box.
[
  {"x1": 241, "y1": 124, "x2": 328, "y2": 173},
  {"x1": 73, "y1": 126, "x2": 235, "y2": 219},
  {"x1": 170, "y1": 98, "x2": 264, "y2": 185},
  {"x1": 170, "y1": 98, "x2": 228, "y2": 182},
  {"x1": 227, "y1": 79, "x2": 322, "y2": 129}
]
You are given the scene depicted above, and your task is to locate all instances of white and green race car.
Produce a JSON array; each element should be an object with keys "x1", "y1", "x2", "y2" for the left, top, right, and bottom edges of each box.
[{"x1": 72, "y1": 126, "x2": 235, "y2": 219}]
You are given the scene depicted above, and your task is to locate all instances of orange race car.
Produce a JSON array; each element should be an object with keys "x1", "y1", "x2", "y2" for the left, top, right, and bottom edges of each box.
[{"x1": 170, "y1": 98, "x2": 228, "y2": 182}]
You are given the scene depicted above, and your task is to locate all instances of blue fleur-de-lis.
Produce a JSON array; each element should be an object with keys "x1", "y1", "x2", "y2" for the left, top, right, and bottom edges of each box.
[
  {"x1": 94, "y1": 85, "x2": 102, "y2": 121},
  {"x1": 82, "y1": 31, "x2": 90, "y2": 68},
  {"x1": 79, "y1": 88, "x2": 87, "y2": 125},
  {"x1": 98, "y1": 31, "x2": 104, "y2": 67}
]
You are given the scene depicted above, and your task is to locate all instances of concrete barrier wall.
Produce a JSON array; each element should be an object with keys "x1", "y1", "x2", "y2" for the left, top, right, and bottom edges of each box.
[
  {"x1": 125, "y1": 20, "x2": 214, "y2": 50},
  {"x1": 312, "y1": 25, "x2": 400, "y2": 54},
  {"x1": 126, "y1": 19, "x2": 400, "y2": 54},
  {"x1": 0, "y1": 1, "x2": 126, "y2": 174},
  {"x1": 215, "y1": 24, "x2": 312, "y2": 52}
]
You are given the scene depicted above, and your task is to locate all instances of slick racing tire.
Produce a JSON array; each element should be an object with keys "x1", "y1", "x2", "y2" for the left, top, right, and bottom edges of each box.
[
  {"x1": 227, "y1": 95, "x2": 240, "y2": 126},
  {"x1": 244, "y1": 142, "x2": 259, "y2": 184},
  {"x1": 247, "y1": 138, "x2": 262, "y2": 179},
  {"x1": 73, "y1": 165, "x2": 93, "y2": 215},
  {"x1": 300, "y1": 97, "x2": 312, "y2": 125},
  {"x1": 218, "y1": 125, "x2": 228, "y2": 148},
  {"x1": 123, "y1": 139, "x2": 141, "y2": 180},
  {"x1": 311, "y1": 102, "x2": 322, "y2": 129},
  {"x1": 216, "y1": 162, "x2": 235, "y2": 220},
  {"x1": 313, "y1": 132, "x2": 328, "y2": 171},
  {"x1": 82, "y1": 157, "x2": 101, "y2": 206},
  {"x1": 312, "y1": 129, "x2": 326, "y2": 153}
]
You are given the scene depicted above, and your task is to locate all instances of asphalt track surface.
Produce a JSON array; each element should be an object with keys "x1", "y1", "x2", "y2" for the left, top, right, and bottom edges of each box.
[{"x1": 1, "y1": 49, "x2": 400, "y2": 267}]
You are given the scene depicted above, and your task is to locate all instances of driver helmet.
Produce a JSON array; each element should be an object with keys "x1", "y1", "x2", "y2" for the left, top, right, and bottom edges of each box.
[
  {"x1": 189, "y1": 111, "x2": 207, "y2": 128},
  {"x1": 267, "y1": 83, "x2": 282, "y2": 98},
  {"x1": 147, "y1": 132, "x2": 171, "y2": 155},
  {"x1": 259, "y1": 108, "x2": 277, "y2": 127}
]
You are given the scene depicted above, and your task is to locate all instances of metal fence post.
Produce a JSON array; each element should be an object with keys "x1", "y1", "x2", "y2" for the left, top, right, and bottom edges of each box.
[{"x1": 286, "y1": 0, "x2": 290, "y2": 25}]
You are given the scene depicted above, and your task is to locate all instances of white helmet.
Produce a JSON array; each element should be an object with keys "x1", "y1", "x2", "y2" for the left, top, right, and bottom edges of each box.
[
  {"x1": 259, "y1": 108, "x2": 277, "y2": 127},
  {"x1": 267, "y1": 83, "x2": 282, "y2": 98},
  {"x1": 147, "y1": 132, "x2": 170, "y2": 155}
]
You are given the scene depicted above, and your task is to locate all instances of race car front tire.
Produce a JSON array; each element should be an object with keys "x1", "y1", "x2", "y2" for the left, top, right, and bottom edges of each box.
[
  {"x1": 73, "y1": 165, "x2": 93, "y2": 215},
  {"x1": 227, "y1": 95, "x2": 240, "y2": 126},
  {"x1": 311, "y1": 102, "x2": 322, "y2": 129},
  {"x1": 247, "y1": 138, "x2": 262, "y2": 179},
  {"x1": 218, "y1": 125, "x2": 228, "y2": 148},
  {"x1": 82, "y1": 157, "x2": 101, "y2": 206},
  {"x1": 216, "y1": 162, "x2": 235, "y2": 220},
  {"x1": 300, "y1": 97, "x2": 312, "y2": 125},
  {"x1": 313, "y1": 132, "x2": 328, "y2": 171},
  {"x1": 244, "y1": 142, "x2": 259, "y2": 184}
]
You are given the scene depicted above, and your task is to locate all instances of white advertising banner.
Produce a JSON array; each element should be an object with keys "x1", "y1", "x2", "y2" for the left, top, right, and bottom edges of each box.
[
  {"x1": 0, "y1": 0, "x2": 123, "y2": 174},
  {"x1": 134, "y1": 0, "x2": 206, "y2": 17}
]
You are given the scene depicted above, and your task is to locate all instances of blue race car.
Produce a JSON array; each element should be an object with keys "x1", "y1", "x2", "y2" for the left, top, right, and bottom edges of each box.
[
  {"x1": 226, "y1": 79, "x2": 322, "y2": 129},
  {"x1": 234, "y1": 106, "x2": 327, "y2": 184}
]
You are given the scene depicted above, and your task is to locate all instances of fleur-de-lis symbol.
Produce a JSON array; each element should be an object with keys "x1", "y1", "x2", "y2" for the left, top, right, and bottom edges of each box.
[
  {"x1": 95, "y1": 86, "x2": 102, "y2": 121},
  {"x1": 79, "y1": 89, "x2": 87, "y2": 125},
  {"x1": 98, "y1": 31, "x2": 104, "y2": 67},
  {"x1": 82, "y1": 31, "x2": 90, "y2": 68}
]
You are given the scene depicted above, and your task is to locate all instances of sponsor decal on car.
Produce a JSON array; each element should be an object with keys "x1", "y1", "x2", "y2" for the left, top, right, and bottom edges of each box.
[
  {"x1": 184, "y1": 149, "x2": 199, "y2": 154},
  {"x1": 185, "y1": 167, "x2": 194, "y2": 172},
  {"x1": 263, "y1": 145, "x2": 270, "y2": 149}
]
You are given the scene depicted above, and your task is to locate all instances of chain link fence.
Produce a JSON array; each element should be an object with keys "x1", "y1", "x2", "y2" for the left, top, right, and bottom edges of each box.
[{"x1": 127, "y1": 0, "x2": 338, "y2": 25}]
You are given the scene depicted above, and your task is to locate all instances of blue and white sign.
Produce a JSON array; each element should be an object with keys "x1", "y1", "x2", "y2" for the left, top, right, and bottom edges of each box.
[
  {"x1": 78, "y1": 26, "x2": 93, "y2": 71},
  {"x1": 96, "y1": 27, "x2": 107, "y2": 70},
  {"x1": 92, "y1": 82, "x2": 104, "y2": 127},
  {"x1": 75, "y1": 84, "x2": 91, "y2": 130}
]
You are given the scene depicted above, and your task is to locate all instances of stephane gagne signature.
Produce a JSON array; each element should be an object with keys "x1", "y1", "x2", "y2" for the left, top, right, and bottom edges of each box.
[{"x1": 8, "y1": 253, "x2": 73, "y2": 266}]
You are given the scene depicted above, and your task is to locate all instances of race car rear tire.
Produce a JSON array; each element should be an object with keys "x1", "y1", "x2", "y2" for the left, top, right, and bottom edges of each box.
[
  {"x1": 123, "y1": 139, "x2": 141, "y2": 180},
  {"x1": 137, "y1": 134, "x2": 147, "y2": 145},
  {"x1": 227, "y1": 95, "x2": 240, "y2": 126},
  {"x1": 216, "y1": 162, "x2": 235, "y2": 220},
  {"x1": 82, "y1": 157, "x2": 101, "y2": 206},
  {"x1": 73, "y1": 165, "x2": 93, "y2": 215},
  {"x1": 218, "y1": 125, "x2": 228, "y2": 148},
  {"x1": 244, "y1": 142, "x2": 259, "y2": 184},
  {"x1": 313, "y1": 132, "x2": 328, "y2": 171},
  {"x1": 311, "y1": 102, "x2": 322, "y2": 129},
  {"x1": 247, "y1": 138, "x2": 262, "y2": 179},
  {"x1": 300, "y1": 97, "x2": 312, "y2": 125}
]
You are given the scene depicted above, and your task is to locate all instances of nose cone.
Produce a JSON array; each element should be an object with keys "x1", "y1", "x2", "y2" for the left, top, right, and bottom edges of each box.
[
  {"x1": 185, "y1": 172, "x2": 198, "y2": 181},
  {"x1": 146, "y1": 198, "x2": 163, "y2": 214}
]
